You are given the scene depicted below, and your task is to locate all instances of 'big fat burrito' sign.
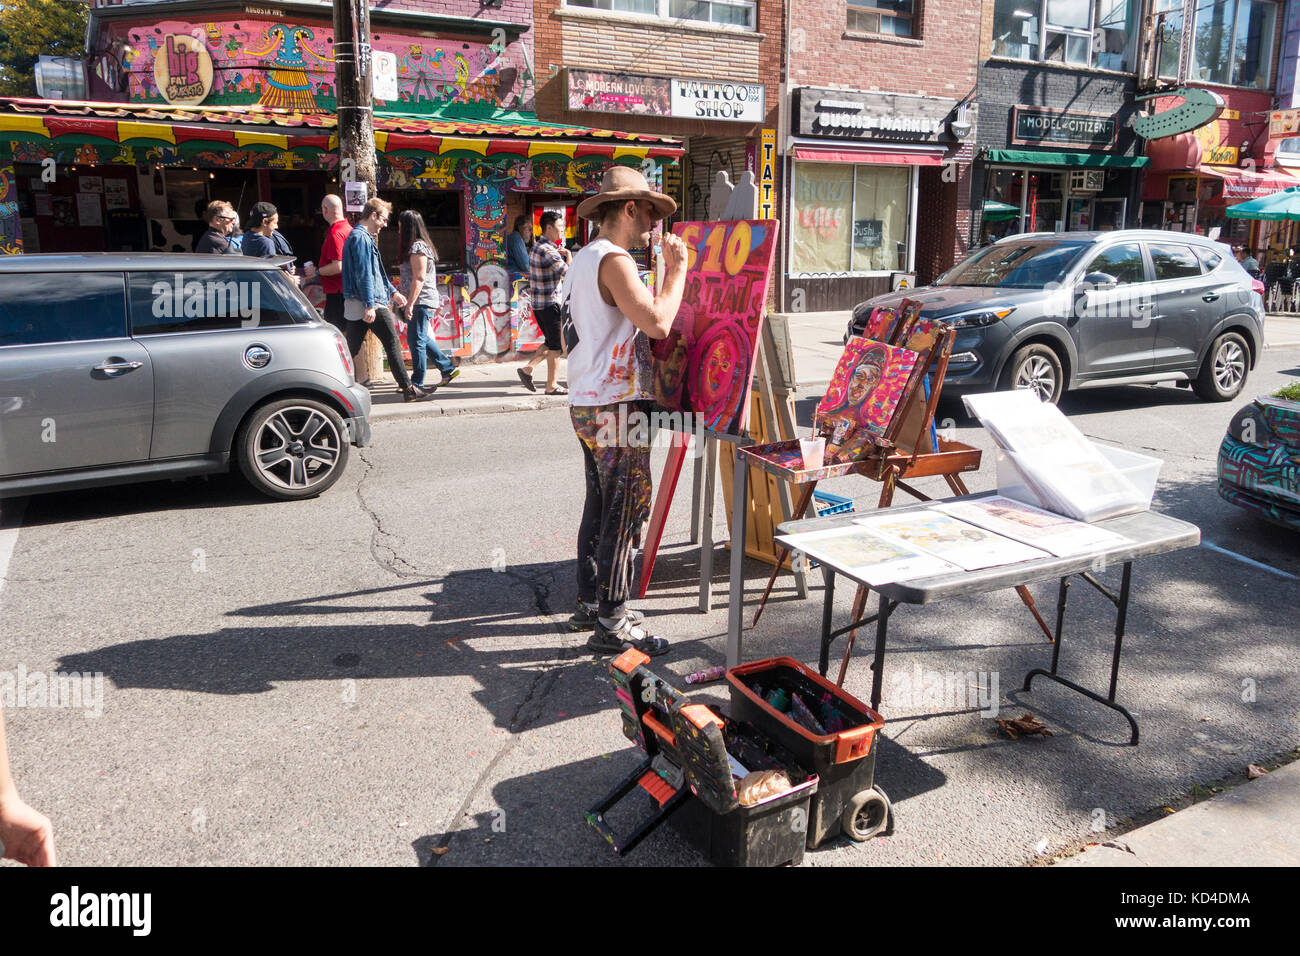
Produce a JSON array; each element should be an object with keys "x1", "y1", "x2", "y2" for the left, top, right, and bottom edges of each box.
[{"x1": 153, "y1": 33, "x2": 213, "y2": 106}]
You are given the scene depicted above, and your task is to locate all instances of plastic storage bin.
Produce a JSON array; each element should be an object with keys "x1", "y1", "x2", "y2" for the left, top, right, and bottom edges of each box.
[
  {"x1": 996, "y1": 442, "x2": 1162, "y2": 522},
  {"x1": 727, "y1": 657, "x2": 889, "y2": 847},
  {"x1": 589, "y1": 648, "x2": 819, "y2": 867}
]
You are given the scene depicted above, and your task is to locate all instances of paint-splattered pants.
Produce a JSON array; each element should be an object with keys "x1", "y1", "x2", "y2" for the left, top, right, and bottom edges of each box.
[{"x1": 572, "y1": 402, "x2": 654, "y2": 621}]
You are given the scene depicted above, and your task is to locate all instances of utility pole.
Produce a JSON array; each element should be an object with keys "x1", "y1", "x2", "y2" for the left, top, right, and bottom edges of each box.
[
  {"x1": 333, "y1": 0, "x2": 377, "y2": 206},
  {"x1": 333, "y1": 0, "x2": 388, "y2": 383}
]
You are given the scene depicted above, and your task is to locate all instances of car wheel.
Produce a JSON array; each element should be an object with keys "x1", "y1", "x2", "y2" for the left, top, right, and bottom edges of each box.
[
  {"x1": 236, "y1": 398, "x2": 349, "y2": 500},
  {"x1": 1002, "y1": 343, "x2": 1064, "y2": 404},
  {"x1": 1193, "y1": 332, "x2": 1249, "y2": 402}
]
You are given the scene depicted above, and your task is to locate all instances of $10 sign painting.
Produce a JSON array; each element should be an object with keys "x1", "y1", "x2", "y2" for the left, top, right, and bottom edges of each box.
[{"x1": 651, "y1": 219, "x2": 779, "y2": 436}]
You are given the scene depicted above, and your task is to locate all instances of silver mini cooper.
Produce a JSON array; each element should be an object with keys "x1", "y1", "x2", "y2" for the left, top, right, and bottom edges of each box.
[{"x1": 0, "y1": 254, "x2": 371, "y2": 501}]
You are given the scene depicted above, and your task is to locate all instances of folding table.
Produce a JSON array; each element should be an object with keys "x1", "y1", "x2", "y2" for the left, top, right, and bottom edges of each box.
[{"x1": 766, "y1": 493, "x2": 1201, "y2": 745}]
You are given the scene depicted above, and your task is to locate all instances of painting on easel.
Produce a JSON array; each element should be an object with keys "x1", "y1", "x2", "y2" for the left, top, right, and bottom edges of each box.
[
  {"x1": 650, "y1": 220, "x2": 779, "y2": 436},
  {"x1": 813, "y1": 338, "x2": 918, "y2": 462}
]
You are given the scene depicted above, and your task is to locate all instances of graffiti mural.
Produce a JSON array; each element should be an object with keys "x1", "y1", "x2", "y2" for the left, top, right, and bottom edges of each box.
[
  {"x1": 419, "y1": 268, "x2": 542, "y2": 364},
  {"x1": 0, "y1": 164, "x2": 22, "y2": 254},
  {"x1": 377, "y1": 153, "x2": 660, "y2": 268},
  {"x1": 113, "y1": 19, "x2": 532, "y2": 114}
]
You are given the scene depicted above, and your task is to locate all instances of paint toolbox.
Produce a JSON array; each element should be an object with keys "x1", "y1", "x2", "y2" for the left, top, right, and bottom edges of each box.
[
  {"x1": 727, "y1": 657, "x2": 891, "y2": 847},
  {"x1": 587, "y1": 648, "x2": 818, "y2": 867}
]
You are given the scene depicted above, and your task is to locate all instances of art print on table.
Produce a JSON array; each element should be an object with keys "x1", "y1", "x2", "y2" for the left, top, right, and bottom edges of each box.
[
  {"x1": 855, "y1": 509, "x2": 1049, "y2": 571},
  {"x1": 815, "y1": 338, "x2": 918, "y2": 452},
  {"x1": 650, "y1": 220, "x2": 779, "y2": 436},
  {"x1": 935, "y1": 496, "x2": 1129, "y2": 557},
  {"x1": 777, "y1": 525, "x2": 958, "y2": 586}
]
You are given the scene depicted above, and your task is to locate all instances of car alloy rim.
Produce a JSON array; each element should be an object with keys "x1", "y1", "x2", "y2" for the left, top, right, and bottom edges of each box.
[
  {"x1": 1014, "y1": 355, "x2": 1056, "y2": 402},
  {"x1": 1214, "y1": 341, "x2": 1245, "y2": 392},
  {"x1": 253, "y1": 406, "x2": 341, "y2": 490}
]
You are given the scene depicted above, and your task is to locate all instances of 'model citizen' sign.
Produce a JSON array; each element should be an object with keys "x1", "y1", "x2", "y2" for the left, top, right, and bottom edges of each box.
[
  {"x1": 566, "y1": 69, "x2": 764, "y2": 123},
  {"x1": 1012, "y1": 107, "x2": 1116, "y2": 150}
]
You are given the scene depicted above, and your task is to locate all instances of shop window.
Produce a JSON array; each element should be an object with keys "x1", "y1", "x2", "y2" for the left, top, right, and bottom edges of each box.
[
  {"x1": 1156, "y1": 0, "x2": 1276, "y2": 89},
  {"x1": 847, "y1": 0, "x2": 916, "y2": 37},
  {"x1": 1149, "y1": 243, "x2": 1203, "y2": 280},
  {"x1": 566, "y1": 0, "x2": 756, "y2": 28},
  {"x1": 790, "y1": 162, "x2": 910, "y2": 275},
  {"x1": 1084, "y1": 242, "x2": 1146, "y2": 283},
  {"x1": 0, "y1": 273, "x2": 127, "y2": 347},
  {"x1": 128, "y1": 271, "x2": 298, "y2": 335},
  {"x1": 991, "y1": 0, "x2": 1136, "y2": 70}
]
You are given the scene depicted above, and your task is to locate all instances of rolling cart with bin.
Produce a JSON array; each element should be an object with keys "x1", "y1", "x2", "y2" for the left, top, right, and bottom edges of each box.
[
  {"x1": 727, "y1": 656, "x2": 892, "y2": 845},
  {"x1": 586, "y1": 648, "x2": 820, "y2": 867}
]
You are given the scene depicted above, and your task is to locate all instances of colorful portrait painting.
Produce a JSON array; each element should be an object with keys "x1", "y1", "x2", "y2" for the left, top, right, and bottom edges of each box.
[
  {"x1": 815, "y1": 338, "x2": 918, "y2": 454},
  {"x1": 651, "y1": 220, "x2": 779, "y2": 436}
]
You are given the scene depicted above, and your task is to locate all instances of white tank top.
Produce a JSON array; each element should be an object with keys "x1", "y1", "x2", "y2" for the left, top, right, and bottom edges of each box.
[{"x1": 564, "y1": 238, "x2": 655, "y2": 406}]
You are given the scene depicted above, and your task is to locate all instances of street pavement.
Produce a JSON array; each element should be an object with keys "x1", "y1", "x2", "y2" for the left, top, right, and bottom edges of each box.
[{"x1": 1, "y1": 321, "x2": 1298, "y2": 867}]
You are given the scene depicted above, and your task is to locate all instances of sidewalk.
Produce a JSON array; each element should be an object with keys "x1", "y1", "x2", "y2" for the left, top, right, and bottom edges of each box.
[
  {"x1": 366, "y1": 308, "x2": 1298, "y2": 421},
  {"x1": 367, "y1": 309, "x2": 854, "y2": 421},
  {"x1": 1265, "y1": 312, "x2": 1300, "y2": 349},
  {"x1": 1058, "y1": 759, "x2": 1300, "y2": 866}
]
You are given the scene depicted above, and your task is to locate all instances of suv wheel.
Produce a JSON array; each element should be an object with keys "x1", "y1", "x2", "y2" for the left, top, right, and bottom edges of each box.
[
  {"x1": 236, "y1": 398, "x2": 349, "y2": 500},
  {"x1": 1193, "y1": 332, "x2": 1249, "y2": 402},
  {"x1": 1002, "y1": 343, "x2": 1064, "y2": 404}
]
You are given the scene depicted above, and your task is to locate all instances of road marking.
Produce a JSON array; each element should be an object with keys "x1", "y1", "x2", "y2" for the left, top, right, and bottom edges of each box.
[
  {"x1": 1201, "y1": 540, "x2": 1299, "y2": 580},
  {"x1": 0, "y1": 498, "x2": 25, "y2": 600}
]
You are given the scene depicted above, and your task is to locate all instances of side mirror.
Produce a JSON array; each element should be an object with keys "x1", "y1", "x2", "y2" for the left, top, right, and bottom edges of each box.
[{"x1": 1081, "y1": 271, "x2": 1119, "y2": 290}]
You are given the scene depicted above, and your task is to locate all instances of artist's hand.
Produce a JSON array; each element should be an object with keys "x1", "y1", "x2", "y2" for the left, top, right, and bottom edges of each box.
[
  {"x1": 364, "y1": 307, "x2": 377, "y2": 324},
  {"x1": 661, "y1": 233, "x2": 687, "y2": 274},
  {"x1": 0, "y1": 793, "x2": 56, "y2": 866}
]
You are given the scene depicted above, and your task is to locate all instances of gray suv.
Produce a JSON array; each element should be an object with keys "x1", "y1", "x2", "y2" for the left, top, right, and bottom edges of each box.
[
  {"x1": 848, "y1": 230, "x2": 1265, "y2": 404},
  {"x1": 0, "y1": 254, "x2": 371, "y2": 501}
]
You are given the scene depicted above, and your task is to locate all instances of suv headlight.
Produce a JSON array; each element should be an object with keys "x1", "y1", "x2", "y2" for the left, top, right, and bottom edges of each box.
[{"x1": 949, "y1": 306, "x2": 1015, "y2": 330}]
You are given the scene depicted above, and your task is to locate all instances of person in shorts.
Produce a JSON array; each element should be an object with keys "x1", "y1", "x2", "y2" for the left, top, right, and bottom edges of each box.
[{"x1": 518, "y1": 210, "x2": 570, "y2": 395}]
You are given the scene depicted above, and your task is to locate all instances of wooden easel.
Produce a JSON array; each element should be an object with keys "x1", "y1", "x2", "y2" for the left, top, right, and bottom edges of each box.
[{"x1": 747, "y1": 314, "x2": 1056, "y2": 653}]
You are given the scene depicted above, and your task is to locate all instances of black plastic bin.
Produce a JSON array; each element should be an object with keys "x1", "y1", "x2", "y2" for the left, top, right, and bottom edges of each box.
[{"x1": 728, "y1": 656, "x2": 888, "y2": 847}]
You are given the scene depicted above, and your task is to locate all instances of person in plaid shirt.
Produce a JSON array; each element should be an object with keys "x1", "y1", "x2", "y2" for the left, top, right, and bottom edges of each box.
[{"x1": 518, "y1": 211, "x2": 571, "y2": 395}]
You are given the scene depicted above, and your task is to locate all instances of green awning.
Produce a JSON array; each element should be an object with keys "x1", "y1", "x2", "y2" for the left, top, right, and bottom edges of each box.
[{"x1": 986, "y1": 149, "x2": 1150, "y2": 168}]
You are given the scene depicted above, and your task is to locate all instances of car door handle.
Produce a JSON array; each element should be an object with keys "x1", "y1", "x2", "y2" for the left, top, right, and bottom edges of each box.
[
  {"x1": 1202, "y1": 293, "x2": 1220, "y2": 302},
  {"x1": 94, "y1": 360, "x2": 144, "y2": 373}
]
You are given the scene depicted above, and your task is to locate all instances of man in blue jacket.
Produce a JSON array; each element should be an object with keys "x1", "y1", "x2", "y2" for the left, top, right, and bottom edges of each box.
[{"x1": 342, "y1": 197, "x2": 432, "y2": 402}]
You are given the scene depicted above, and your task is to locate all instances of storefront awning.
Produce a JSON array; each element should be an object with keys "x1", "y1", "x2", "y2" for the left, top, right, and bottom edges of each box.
[
  {"x1": 0, "y1": 98, "x2": 685, "y2": 160},
  {"x1": 1197, "y1": 165, "x2": 1298, "y2": 201},
  {"x1": 985, "y1": 149, "x2": 1149, "y2": 168},
  {"x1": 792, "y1": 145, "x2": 945, "y2": 166}
]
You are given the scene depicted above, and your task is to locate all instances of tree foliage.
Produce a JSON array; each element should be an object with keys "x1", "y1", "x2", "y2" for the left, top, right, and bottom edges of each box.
[{"x1": 0, "y1": 0, "x2": 89, "y2": 98}]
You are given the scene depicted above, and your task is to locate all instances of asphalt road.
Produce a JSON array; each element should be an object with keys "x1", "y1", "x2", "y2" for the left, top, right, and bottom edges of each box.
[{"x1": 2, "y1": 350, "x2": 1298, "y2": 867}]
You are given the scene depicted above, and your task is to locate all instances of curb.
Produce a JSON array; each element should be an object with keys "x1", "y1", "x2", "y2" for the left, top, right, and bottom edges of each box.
[{"x1": 369, "y1": 393, "x2": 569, "y2": 422}]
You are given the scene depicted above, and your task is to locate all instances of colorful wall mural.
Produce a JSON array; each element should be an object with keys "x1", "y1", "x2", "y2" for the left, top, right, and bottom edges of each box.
[
  {"x1": 377, "y1": 153, "x2": 663, "y2": 269},
  {"x1": 108, "y1": 19, "x2": 533, "y2": 115},
  {"x1": 0, "y1": 164, "x2": 22, "y2": 255}
]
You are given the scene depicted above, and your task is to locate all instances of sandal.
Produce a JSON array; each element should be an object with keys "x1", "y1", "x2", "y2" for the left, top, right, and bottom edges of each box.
[
  {"x1": 517, "y1": 367, "x2": 536, "y2": 392},
  {"x1": 568, "y1": 604, "x2": 644, "y2": 632},
  {"x1": 587, "y1": 617, "x2": 669, "y2": 657},
  {"x1": 545, "y1": 385, "x2": 568, "y2": 395}
]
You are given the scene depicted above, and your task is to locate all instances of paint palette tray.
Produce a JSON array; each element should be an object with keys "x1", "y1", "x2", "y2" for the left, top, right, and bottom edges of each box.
[{"x1": 739, "y1": 438, "x2": 886, "y2": 483}]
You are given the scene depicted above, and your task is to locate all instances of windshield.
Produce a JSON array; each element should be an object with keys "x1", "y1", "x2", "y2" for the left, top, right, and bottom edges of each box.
[{"x1": 938, "y1": 239, "x2": 1090, "y2": 288}]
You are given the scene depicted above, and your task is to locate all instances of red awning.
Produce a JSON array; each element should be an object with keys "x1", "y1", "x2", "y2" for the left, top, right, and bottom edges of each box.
[
  {"x1": 1198, "y1": 165, "x2": 1297, "y2": 201},
  {"x1": 792, "y1": 146, "x2": 945, "y2": 166}
]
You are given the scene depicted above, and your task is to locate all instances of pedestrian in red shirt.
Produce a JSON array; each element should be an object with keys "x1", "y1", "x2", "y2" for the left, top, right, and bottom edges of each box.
[{"x1": 311, "y1": 194, "x2": 351, "y2": 333}]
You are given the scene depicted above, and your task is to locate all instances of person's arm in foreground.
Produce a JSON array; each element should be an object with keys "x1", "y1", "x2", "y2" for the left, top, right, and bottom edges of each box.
[
  {"x1": 0, "y1": 708, "x2": 56, "y2": 866},
  {"x1": 599, "y1": 233, "x2": 688, "y2": 340}
]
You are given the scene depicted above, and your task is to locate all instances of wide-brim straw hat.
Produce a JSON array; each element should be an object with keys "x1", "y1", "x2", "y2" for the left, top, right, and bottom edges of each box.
[{"x1": 576, "y1": 165, "x2": 677, "y2": 221}]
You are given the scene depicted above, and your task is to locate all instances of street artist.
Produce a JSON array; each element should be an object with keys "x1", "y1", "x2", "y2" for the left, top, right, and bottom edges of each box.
[{"x1": 565, "y1": 166, "x2": 687, "y2": 657}]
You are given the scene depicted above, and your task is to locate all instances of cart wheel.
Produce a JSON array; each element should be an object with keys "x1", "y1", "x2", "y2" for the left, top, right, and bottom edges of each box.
[
  {"x1": 874, "y1": 784, "x2": 896, "y2": 836},
  {"x1": 842, "y1": 788, "x2": 890, "y2": 842}
]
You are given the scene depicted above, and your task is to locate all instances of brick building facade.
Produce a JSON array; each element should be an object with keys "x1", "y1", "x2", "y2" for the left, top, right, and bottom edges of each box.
[
  {"x1": 782, "y1": 0, "x2": 983, "y2": 309},
  {"x1": 533, "y1": 0, "x2": 784, "y2": 226}
]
